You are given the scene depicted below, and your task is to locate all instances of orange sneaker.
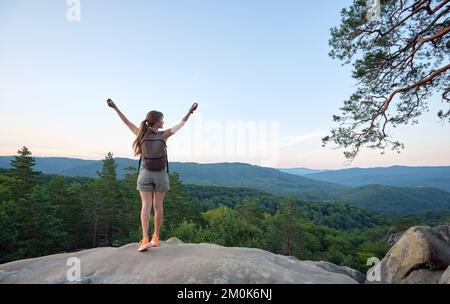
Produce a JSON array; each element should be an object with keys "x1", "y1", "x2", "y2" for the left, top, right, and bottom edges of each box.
[
  {"x1": 150, "y1": 234, "x2": 159, "y2": 247},
  {"x1": 138, "y1": 239, "x2": 150, "y2": 252}
]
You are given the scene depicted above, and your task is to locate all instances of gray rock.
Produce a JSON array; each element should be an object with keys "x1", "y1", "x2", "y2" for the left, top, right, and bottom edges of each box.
[
  {"x1": 432, "y1": 224, "x2": 450, "y2": 243},
  {"x1": 304, "y1": 260, "x2": 366, "y2": 283},
  {"x1": 400, "y1": 269, "x2": 444, "y2": 284},
  {"x1": 0, "y1": 240, "x2": 359, "y2": 284},
  {"x1": 439, "y1": 266, "x2": 450, "y2": 284},
  {"x1": 384, "y1": 227, "x2": 405, "y2": 246}
]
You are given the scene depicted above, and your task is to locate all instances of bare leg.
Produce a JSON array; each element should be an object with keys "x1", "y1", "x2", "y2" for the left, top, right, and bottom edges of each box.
[
  {"x1": 139, "y1": 190, "x2": 153, "y2": 241},
  {"x1": 153, "y1": 191, "x2": 166, "y2": 236}
]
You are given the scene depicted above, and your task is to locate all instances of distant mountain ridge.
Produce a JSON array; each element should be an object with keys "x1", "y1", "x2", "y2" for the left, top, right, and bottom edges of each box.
[
  {"x1": 1, "y1": 156, "x2": 450, "y2": 215},
  {"x1": 334, "y1": 184, "x2": 450, "y2": 216},
  {"x1": 0, "y1": 156, "x2": 137, "y2": 178},
  {"x1": 282, "y1": 165, "x2": 450, "y2": 193},
  {"x1": 2, "y1": 156, "x2": 448, "y2": 192},
  {"x1": 169, "y1": 162, "x2": 347, "y2": 200},
  {"x1": 0, "y1": 156, "x2": 347, "y2": 200}
]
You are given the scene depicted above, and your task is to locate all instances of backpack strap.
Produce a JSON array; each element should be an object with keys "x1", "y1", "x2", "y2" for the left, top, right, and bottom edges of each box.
[
  {"x1": 137, "y1": 155, "x2": 142, "y2": 175},
  {"x1": 158, "y1": 130, "x2": 169, "y2": 174}
]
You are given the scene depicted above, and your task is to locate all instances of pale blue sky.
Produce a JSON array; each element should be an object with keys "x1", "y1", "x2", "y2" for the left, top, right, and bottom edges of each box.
[{"x1": 1, "y1": 0, "x2": 449, "y2": 169}]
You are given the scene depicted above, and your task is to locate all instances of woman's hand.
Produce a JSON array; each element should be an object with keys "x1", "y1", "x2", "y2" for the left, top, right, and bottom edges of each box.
[
  {"x1": 108, "y1": 98, "x2": 138, "y2": 135},
  {"x1": 107, "y1": 98, "x2": 117, "y2": 109},
  {"x1": 189, "y1": 102, "x2": 198, "y2": 113},
  {"x1": 181, "y1": 102, "x2": 199, "y2": 122}
]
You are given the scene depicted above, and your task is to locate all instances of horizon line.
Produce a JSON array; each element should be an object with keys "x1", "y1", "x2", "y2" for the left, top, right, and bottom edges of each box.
[{"x1": 1, "y1": 154, "x2": 450, "y2": 170}]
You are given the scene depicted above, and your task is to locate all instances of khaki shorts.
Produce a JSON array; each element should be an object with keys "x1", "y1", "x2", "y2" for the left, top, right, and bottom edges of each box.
[{"x1": 136, "y1": 168, "x2": 170, "y2": 192}]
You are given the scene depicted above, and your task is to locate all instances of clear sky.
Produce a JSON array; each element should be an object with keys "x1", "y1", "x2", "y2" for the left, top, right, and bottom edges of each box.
[{"x1": 1, "y1": 0, "x2": 449, "y2": 169}]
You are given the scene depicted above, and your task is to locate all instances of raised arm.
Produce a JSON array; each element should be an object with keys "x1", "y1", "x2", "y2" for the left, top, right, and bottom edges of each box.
[
  {"x1": 107, "y1": 98, "x2": 139, "y2": 135},
  {"x1": 163, "y1": 102, "x2": 198, "y2": 140}
]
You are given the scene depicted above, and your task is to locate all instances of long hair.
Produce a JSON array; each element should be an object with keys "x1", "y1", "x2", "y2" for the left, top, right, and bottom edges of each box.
[{"x1": 132, "y1": 110, "x2": 164, "y2": 157}]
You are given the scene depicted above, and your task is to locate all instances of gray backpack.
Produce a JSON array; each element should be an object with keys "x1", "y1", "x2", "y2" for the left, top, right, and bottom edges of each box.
[{"x1": 137, "y1": 130, "x2": 169, "y2": 174}]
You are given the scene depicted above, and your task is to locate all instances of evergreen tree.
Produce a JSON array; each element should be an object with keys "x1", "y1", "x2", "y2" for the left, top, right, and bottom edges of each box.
[
  {"x1": 121, "y1": 166, "x2": 142, "y2": 243},
  {"x1": 269, "y1": 196, "x2": 303, "y2": 256},
  {"x1": 0, "y1": 185, "x2": 66, "y2": 261},
  {"x1": 162, "y1": 172, "x2": 203, "y2": 233},
  {"x1": 95, "y1": 152, "x2": 124, "y2": 246},
  {"x1": 81, "y1": 179, "x2": 104, "y2": 247},
  {"x1": 323, "y1": 0, "x2": 450, "y2": 164},
  {"x1": 0, "y1": 175, "x2": 17, "y2": 204},
  {"x1": 8, "y1": 146, "x2": 41, "y2": 197},
  {"x1": 0, "y1": 199, "x2": 20, "y2": 263},
  {"x1": 97, "y1": 152, "x2": 118, "y2": 181},
  {"x1": 48, "y1": 176, "x2": 90, "y2": 250},
  {"x1": 234, "y1": 196, "x2": 265, "y2": 227}
]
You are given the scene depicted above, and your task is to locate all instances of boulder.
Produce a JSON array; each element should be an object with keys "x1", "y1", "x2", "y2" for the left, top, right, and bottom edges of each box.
[
  {"x1": 439, "y1": 266, "x2": 450, "y2": 284},
  {"x1": 0, "y1": 237, "x2": 358, "y2": 284},
  {"x1": 369, "y1": 225, "x2": 450, "y2": 284}
]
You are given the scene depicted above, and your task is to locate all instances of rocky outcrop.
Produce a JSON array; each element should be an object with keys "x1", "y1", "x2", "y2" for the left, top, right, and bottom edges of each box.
[
  {"x1": 304, "y1": 260, "x2": 366, "y2": 283},
  {"x1": 367, "y1": 225, "x2": 450, "y2": 284},
  {"x1": 439, "y1": 266, "x2": 450, "y2": 284},
  {"x1": 432, "y1": 224, "x2": 450, "y2": 243},
  {"x1": 399, "y1": 269, "x2": 444, "y2": 284},
  {"x1": 384, "y1": 227, "x2": 405, "y2": 246},
  {"x1": 0, "y1": 237, "x2": 358, "y2": 284},
  {"x1": 385, "y1": 224, "x2": 450, "y2": 246}
]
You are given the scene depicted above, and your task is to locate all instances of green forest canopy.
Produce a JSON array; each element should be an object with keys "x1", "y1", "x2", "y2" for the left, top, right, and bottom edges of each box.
[{"x1": 1, "y1": 147, "x2": 449, "y2": 272}]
